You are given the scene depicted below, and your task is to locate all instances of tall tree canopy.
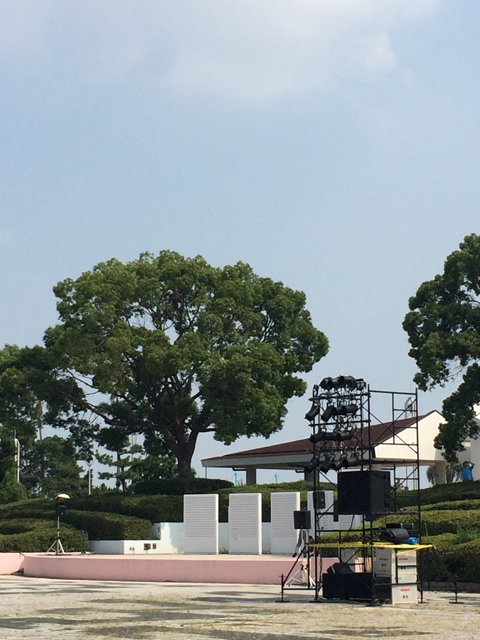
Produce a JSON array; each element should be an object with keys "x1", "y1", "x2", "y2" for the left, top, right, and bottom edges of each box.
[
  {"x1": 403, "y1": 234, "x2": 480, "y2": 461},
  {"x1": 41, "y1": 251, "x2": 328, "y2": 476}
]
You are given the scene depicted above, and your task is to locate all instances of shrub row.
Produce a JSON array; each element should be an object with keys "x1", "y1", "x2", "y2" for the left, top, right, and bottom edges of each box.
[
  {"x1": 396, "y1": 481, "x2": 480, "y2": 508},
  {"x1": 422, "y1": 499, "x2": 480, "y2": 512},
  {"x1": 0, "y1": 519, "x2": 86, "y2": 553},
  {"x1": 65, "y1": 510, "x2": 151, "y2": 540},
  {"x1": 420, "y1": 509, "x2": 480, "y2": 537},
  {"x1": 0, "y1": 498, "x2": 53, "y2": 521},
  {"x1": 421, "y1": 536, "x2": 480, "y2": 583},
  {"x1": 69, "y1": 495, "x2": 184, "y2": 523},
  {"x1": 132, "y1": 478, "x2": 233, "y2": 495}
]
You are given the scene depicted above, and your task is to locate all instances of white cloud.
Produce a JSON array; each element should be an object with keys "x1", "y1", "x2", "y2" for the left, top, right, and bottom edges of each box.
[{"x1": 0, "y1": 0, "x2": 442, "y2": 102}]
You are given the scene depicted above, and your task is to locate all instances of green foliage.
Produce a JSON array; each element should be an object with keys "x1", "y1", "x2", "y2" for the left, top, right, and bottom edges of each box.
[
  {"x1": 396, "y1": 479, "x2": 480, "y2": 508},
  {"x1": 0, "y1": 497, "x2": 52, "y2": 519},
  {"x1": 65, "y1": 510, "x2": 150, "y2": 540},
  {"x1": 0, "y1": 473, "x2": 28, "y2": 503},
  {"x1": 424, "y1": 509, "x2": 480, "y2": 536},
  {"x1": 69, "y1": 494, "x2": 184, "y2": 523},
  {"x1": 133, "y1": 477, "x2": 233, "y2": 496},
  {"x1": 0, "y1": 345, "x2": 45, "y2": 444},
  {"x1": 130, "y1": 453, "x2": 178, "y2": 483},
  {"x1": 0, "y1": 518, "x2": 85, "y2": 552},
  {"x1": 422, "y1": 537, "x2": 480, "y2": 584},
  {"x1": 95, "y1": 430, "x2": 144, "y2": 492},
  {"x1": 403, "y1": 234, "x2": 480, "y2": 461},
  {"x1": 455, "y1": 523, "x2": 480, "y2": 544},
  {"x1": 21, "y1": 435, "x2": 85, "y2": 497},
  {"x1": 0, "y1": 344, "x2": 91, "y2": 458},
  {"x1": 42, "y1": 251, "x2": 328, "y2": 476},
  {"x1": 426, "y1": 463, "x2": 461, "y2": 485},
  {"x1": 422, "y1": 498, "x2": 480, "y2": 512},
  {"x1": 0, "y1": 438, "x2": 16, "y2": 484}
]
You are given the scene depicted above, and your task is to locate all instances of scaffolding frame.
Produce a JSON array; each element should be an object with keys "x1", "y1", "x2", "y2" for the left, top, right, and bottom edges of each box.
[{"x1": 306, "y1": 380, "x2": 421, "y2": 603}]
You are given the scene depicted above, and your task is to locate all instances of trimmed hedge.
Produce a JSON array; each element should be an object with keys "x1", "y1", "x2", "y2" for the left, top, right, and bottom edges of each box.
[
  {"x1": 0, "y1": 518, "x2": 86, "y2": 552},
  {"x1": 422, "y1": 499, "x2": 480, "y2": 512},
  {"x1": 133, "y1": 478, "x2": 233, "y2": 495},
  {"x1": 69, "y1": 495, "x2": 184, "y2": 523},
  {"x1": 65, "y1": 510, "x2": 150, "y2": 540},
  {"x1": 397, "y1": 481, "x2": 480, "y2": 508},
  {"x1": 421, "y1": 536, "x2": 480, "y2": 583},
  {"x1": 0, "y1": 498, "x2": 53, "y2": 521},
  {"x1": 421, "y1": 509, "x2": 480, "y2": 537}
]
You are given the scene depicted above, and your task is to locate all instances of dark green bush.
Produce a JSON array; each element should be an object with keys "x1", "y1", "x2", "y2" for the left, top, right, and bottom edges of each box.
[
  {"x1": 69, "y1": 495, "x2": 184, "y2": 522},
  {"x1": 421, "y1": 536, "x2": 480, "y2": 583},
  {"x1": 65, "y1": 510, "x2": 151, "y2": 540},
  {"x1": 0, "y1": 519, "x2": 33, "y2": 535},
  {"x1": 133, "y1": 478, "x2": 233, "y2": 495},
  {"x1": 422, "y1": 499, "x2": 480, "y2": 512},
  {"x1": 0, "y1": 518, "x2": 85, "y2": 552},
  {"x1": 397, "y1": 481, "x2": 480, "y2": 508},
  {"x1": 0, "y1": 498, "x2": 53, "y2": 520},
  {"x1": 421, "y1": 510, "x2": 480, "y2": 537}
]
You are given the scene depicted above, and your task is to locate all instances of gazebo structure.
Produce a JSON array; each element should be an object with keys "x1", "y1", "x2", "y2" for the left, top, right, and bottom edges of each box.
[{"x1": 202, "y1": 409, "x2": 452, "y2": 485}]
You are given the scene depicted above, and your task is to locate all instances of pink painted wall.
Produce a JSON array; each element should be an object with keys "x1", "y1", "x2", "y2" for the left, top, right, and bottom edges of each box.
[
  {"x1": 24, "y1": 554, "x2": 336, "y2": 585},
  {"x1": 0, "y1": 553, "x2": 24, "y2": 574}
]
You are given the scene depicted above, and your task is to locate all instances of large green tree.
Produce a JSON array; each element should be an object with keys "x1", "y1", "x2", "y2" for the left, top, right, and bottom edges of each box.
[
  {"x1": 0, "y1": 343, "x2": 94, "y2": 494},
  {"x1": 21, "y1": 435, "x2": 85, "y2": 497},
  {"x1": 403, "y1": 234, "x2": 480, "y2": 461},
  {"x1": 43, "y1": 251, "x2": 328, "y2": 476}
]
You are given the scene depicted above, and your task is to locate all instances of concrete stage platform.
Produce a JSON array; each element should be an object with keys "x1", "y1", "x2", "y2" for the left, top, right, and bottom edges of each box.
[{"x1": 23, "y1": 554, "x2": 336, "y2": 585}]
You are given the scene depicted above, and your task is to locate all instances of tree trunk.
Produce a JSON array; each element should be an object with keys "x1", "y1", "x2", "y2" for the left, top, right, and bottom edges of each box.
[
  {"x1": 176, "y1": 447, "x2": 195, "y2": 478},
  {"x1": 166, "y1": 425, "x2": 198, "y2": 478},
  {"x1": 177, "y1": 456, "x2": 193, "y2": 478}
]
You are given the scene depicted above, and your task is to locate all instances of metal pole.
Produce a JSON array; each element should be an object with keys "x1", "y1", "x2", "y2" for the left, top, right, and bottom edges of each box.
[{"x1": 14, "y1": 436, "x2": 20, "y2": 483}]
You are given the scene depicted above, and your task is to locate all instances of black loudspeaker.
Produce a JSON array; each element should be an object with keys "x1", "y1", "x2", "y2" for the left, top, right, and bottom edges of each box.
[
  {"x1": 55, "y1": 502, "x2": 67, "y2": 517},
  {"x1": 322, "y1": 573, "x2": 348, "y2": 599},
  {"x1": 313, "y1": 491, "x2": 326, "y2": 510},
  {"x1": 345, "y1": 573, "x2": 374, "y2": 600},
  {"x1": 293, "y1": 510, "x2": 311, "y2": 530},
  {"x1": 337, "y1": 471, "x2": 391, "y2": 515},
  {"x1": 324, "y1": 573, "x2": 391, "y2": 602}
]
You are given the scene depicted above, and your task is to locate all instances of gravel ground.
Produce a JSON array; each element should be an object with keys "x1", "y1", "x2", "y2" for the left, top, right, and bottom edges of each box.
[{"x1": 0, "y1": 575, "x2": 478, "y2": 640}]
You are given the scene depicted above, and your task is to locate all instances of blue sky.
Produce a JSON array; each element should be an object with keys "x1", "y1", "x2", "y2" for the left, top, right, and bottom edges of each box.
[{"x1": 0, "y1": 1, "x2": 478, "y2": 483}]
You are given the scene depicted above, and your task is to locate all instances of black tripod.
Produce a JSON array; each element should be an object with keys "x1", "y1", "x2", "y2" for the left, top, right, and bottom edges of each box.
[{"x1": 47, "y1": 515, "x2": 66, "y2": 555}]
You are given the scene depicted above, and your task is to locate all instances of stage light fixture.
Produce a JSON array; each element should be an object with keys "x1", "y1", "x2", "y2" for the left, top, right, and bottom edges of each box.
[
  {"x1": 336, "y1": 403, "x2": 359, "y2": 417},
  {"x1": 332, "y1": 458, "x2": 349, "y2": 472},
  {"x1": 304, "y1": 462, "x2": 316, "y2": 474},
  {"x1": 320, "y1": 377, "x2": 334, "y2": 390},
  {"x1": 332, "y1": 376, "x2": 345, "y2": 389},
  {"x1": 305, "y1": 404, "x2": 320, "y2": 422},
  {"x1": 319, "y1": 461, "x2": 333, "y2": 473},
  {"x1": 310, "y1": 431, "x2": 352, "y2": 444},
  {"x1": 321, "y1": 406, "x2": 337, "y2": 422},
  {"x1": 343, "y1": 376, "x2": 357, "y2": 389}
]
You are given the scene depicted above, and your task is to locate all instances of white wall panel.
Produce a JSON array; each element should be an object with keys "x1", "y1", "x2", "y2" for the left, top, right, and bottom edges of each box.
[
  {"x1": 228, "y1": 493, "x2": 262, "y2": 554},
  {"x1": 270, "y1": 491, "x2": 300, "y2": 555},
  {"x1": 184, "y1": 494, "x2": 219, "y2": 554}
]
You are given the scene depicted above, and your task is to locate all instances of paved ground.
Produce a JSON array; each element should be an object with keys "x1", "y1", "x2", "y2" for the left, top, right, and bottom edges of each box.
[{"x1": 0, "y1": 575, "x2": 479, "y2": 640}]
